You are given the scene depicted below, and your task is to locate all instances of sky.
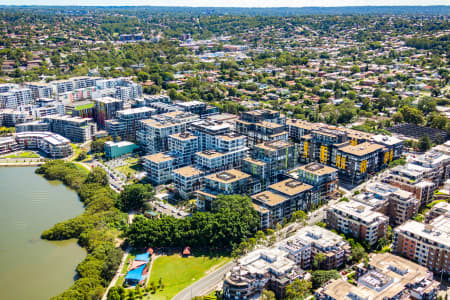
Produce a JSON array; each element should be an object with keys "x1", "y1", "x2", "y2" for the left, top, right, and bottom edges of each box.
[{"x1": 0, "y1": 0, "x2": 449, "y2": 7}]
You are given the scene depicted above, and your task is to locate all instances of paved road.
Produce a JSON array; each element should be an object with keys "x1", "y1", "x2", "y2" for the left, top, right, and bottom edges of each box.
[{"x1": 172, "y1": 262, "x2": 235, "y2": 300}]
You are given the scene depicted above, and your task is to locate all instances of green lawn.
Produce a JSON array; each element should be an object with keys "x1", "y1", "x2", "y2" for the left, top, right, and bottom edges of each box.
[
  {"x1": 115, "y1": 161, "x2": 143, "y2": 177},
  {"x1": 146, "y1": 254, "x2": 231, "y2": 300},
  {"x1": 3, "y1": 151, "x2": 40, "y2": 158}
]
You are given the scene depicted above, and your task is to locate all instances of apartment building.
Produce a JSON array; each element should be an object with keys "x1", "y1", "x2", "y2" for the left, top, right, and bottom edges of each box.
[
  {"x1": 223, "y1": 248, "x2": 305, "y2": 300},
  {"x1": 288, "y1": 162, "x2": 339, "y2": 204},
  {"x1": 174, "y1": 100, "x2": 219, "y2": 117},
  {"x1": 190, "y1": 120, "x2": 232, "y2": 151},
  {"x1": 236, "y1": 109, "x2": 287, "y2": 147},
  {"x1": 106, "y1": 107, "x2": 155, "y2": 141},
  {"x1": 137, "y1": 119, "x2": 186, "y2": 154},
  {"x1": 332, "y1": 142, "x2": 386, "y2": 184},
  {"x1": 196, "y1": 169, "x2": 251, "y2": 210},
  {"x1": 251, "y1": 140, "x2": 297, "y2": 186},
  {"x1": 0, "y1": 136, "x2": 21, "y2": 155},
  {"x1": 26, "y1": 82, "x2": 53, "y2": 99},
  {"x1": 142, "y1": 153, "x2": 178, "y2": 185},
  {"x1": 364, "y1": 182, "x2": 418, "y2": 226},
  {"x1": 173, "y1": 166, "x2": 203, "y2": 200},
  {"x1": 0, "y1": 109, "x2": 33, "y2": 127},
  {"x1": 242, "y1": 157, "x2": 269, "y2": 194},
  {"x1": 15, "y1": 131, "x2": 72, "y2": 158},
  {"x1": 393, "y1": 215, "x2": 450, "y2": 274},
  {"x1": 194, "y1": 147, "x2": 247, "y2": 174},
  {"x1": 383, "y1": 165, "x2": 438, "y2": 207},
  {"x1": 94, "y1": 97, "x2": 124, "y2": 128},
  {"x1": 0, "y1": 87, "x2": 33, "y2": 109},
  {"x1": 251, "y1": 179, "x2": 315, "y2": 227},
  {"x1": 280, "y1": 225, "x2": 350, "y2": 270},
  {"x1": 370, "y1": 134, "x2": 404, "y2": 163},
  {"x1": 413, "y1": 150, "x2": 450, "y2": 186},
  {"x1": 43, "y1": 115, "x2": 97, "y2": 143},
  {"x1": 223, "y1": 226, "x2": 345, "y2": 299},
  {"x1": 425, "y1": 201, "x2": 450, "y2": 223},
  {"x1": 16, "y1": 120, "x2": 50, "y2": 132},
  {"x1": 252, "y1": 203, "x2": 271, "y2": 230},
  {"x1": 326, "y1": 200, "x2": 388, "y2": 246},
  {"x1": 316, "y1": 253, "x2": 439, "y2": 300},
  {"x1": 115, "y1": 82, "x2": 142, "y2": 102},
  {"x1": 168, "y1": 132, "x2": 199, "y2": 166}
]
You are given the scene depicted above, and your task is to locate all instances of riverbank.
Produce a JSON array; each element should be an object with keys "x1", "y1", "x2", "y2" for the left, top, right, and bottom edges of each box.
[{"x1": 36, "y1": 160, "x2": 126, "y2": 299}]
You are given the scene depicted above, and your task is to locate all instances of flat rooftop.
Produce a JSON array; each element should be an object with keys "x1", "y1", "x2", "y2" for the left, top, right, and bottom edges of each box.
[
  {"x1": 330, "y1": 200, "x2": 387, "y2": 223},
  {"x1": 269, "y1": 179, "x2": 313, "y2": 196},
  {"x1": 143, "y1": 153, "x2": 176, "y2": 163},
  {"x1": 255, "y1": 140, "x2": 292, "y2": 152},
  {"x1": 252, "y1": 190, "x2": 288, "y2": 207},
  {"x1": 243, "y1": 157, "x2": 267, "y2": 166},
  {"x1": 173, "y1": 166, "x2": 203, "y2": 178},
  {"x1": 395, "y1": 215, "x2": 450, "y2": 248},
  {"x1": 205, "y1": 169, "x2": 250, "y2": 183},
  {"x1": 169, "y1": 132, "x2": 198, "y2": 141},
  {"x1": 338, "y1": 142, "x2": 384, "y2": 156},
  {"x1": 297, "y1": 162, "x2": 337, "y2": 176}
]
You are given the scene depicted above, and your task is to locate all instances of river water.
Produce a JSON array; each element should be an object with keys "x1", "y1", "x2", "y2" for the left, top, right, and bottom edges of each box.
[{"x1": 0, "y1": 167, "x2": 86, "y2": 300}]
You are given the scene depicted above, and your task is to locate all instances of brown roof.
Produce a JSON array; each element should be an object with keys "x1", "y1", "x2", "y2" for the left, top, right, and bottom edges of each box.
[
  {"x1": 339, "y1": 142, "x2": 384, "y2": 156},
  {"x1": 143, "y1": 153, "x2": 176, "y2": 163},
  {"x1": 252, "y1": 190, "x2": 288, "y2": 207},
  {"x1": 269, "y1": 179, "x2": 313, "y2": 196},
  {"x1": 297, "y1": 162, "x2": 337, "y2": 176},
  {"x1": 205, "y1": 169, "x2": 250, "y2": 183},
  {"x1": 173, "y1": 166, "x2": 203, "y2": 178}
]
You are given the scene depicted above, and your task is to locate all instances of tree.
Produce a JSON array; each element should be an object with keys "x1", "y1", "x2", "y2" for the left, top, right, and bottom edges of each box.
[
  {"x1": 291, "y1": 210, "x2": 307, "y2": 224},
  {"x1": 351, "y1": 243, "x2": 367, "y2": 262},
  {"x1": 285, "y1": 279, "x2": 312, "y2": 299},
  {"x1": 76, "y1": 150, "x2": 87, "y2": 161},
  {"x1": 107, "y1": 287, "x2": 120, "y2": 300},
  {"x1": 86, "y1": 166, "x2": 108, "y2": 186},
  {"x1": 261, "y1": 290, "x2": 276, "y2": 300},
  {"x1": 118, "y1": 184, "x2": 154, "y2": 212},
  {"x1": 313, "y1": 253, "x2": 327, "y2": 270},
  {"x1": 311, "y1": 270, "x2": 340, "y2": 289},
  {"x1": 418, "y1": 134, "x2": 432, "y2": 152}
]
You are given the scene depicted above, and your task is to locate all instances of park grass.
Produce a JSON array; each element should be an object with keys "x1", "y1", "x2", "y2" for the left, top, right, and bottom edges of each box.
[
  {"x1": 73, "y1": 162, "x2": 91, "y2": 175},
  {"x1": 3, "y1": 151, "x2": 40, "y2": 158},
  {"x1": 145, "y1": 254, "x2": 231, "y2": 300}
]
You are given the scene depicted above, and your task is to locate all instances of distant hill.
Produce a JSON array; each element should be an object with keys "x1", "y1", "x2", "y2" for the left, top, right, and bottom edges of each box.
[{"x1": 1, "y1": 5, "x2": 450, "y2": 16}]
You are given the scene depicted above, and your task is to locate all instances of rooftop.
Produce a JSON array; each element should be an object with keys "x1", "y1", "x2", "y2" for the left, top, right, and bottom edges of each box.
[
  {"x1": 170, "y1": 132, "x2": 198, "y2": 141},
  {"x1": 173, "y1": 166, "x2": 203, "y2": 178},
  {"x1": 143, "y1": 152, "x2": 176, "y2": 163},
  {"x1": 338, "y1": 142, "x2": 384, "y2": 156},
  {"x1": 269, "y1": 179, "x2": 313, "y2": 196},
  {"x1": 297, "y1": 162, "x2": 337, "y2": 176},
  {"x1": 255, "y1": 140, "x2": 292, "y2": 152},
  {"x1": 330, "y1": 200, "x2": 388, "y2": 223},
  {"x1": 395, "y1": 215, "x2": 450, "y2": 248},
  {"x1": 206, "y1": 169, "x2": 250, "y2": 183},
  {"x1": 252, "y1": 190, "x2": 288, "y2": 207}
]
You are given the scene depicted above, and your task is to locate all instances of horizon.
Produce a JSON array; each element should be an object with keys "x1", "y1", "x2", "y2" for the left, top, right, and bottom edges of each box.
[{"x1": 0, "y1": 2, "x2": 449, "y2": 8}]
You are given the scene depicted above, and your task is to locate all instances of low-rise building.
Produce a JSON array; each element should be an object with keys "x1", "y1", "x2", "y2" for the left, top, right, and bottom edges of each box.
[
  {"x1": 104, "y1": 141, "x2": 138, "y2": 159},
  {"x1": 327, "y1": 200, "x2": 388, "y2": 246},
  {"x1": 315, "y1": 253, "x2": 439, "y2": 300}
]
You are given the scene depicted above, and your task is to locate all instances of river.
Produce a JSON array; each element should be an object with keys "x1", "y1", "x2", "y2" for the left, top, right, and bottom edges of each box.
[{"x1": 0, "y1": 167, "x2": 86, "y2": 300}]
